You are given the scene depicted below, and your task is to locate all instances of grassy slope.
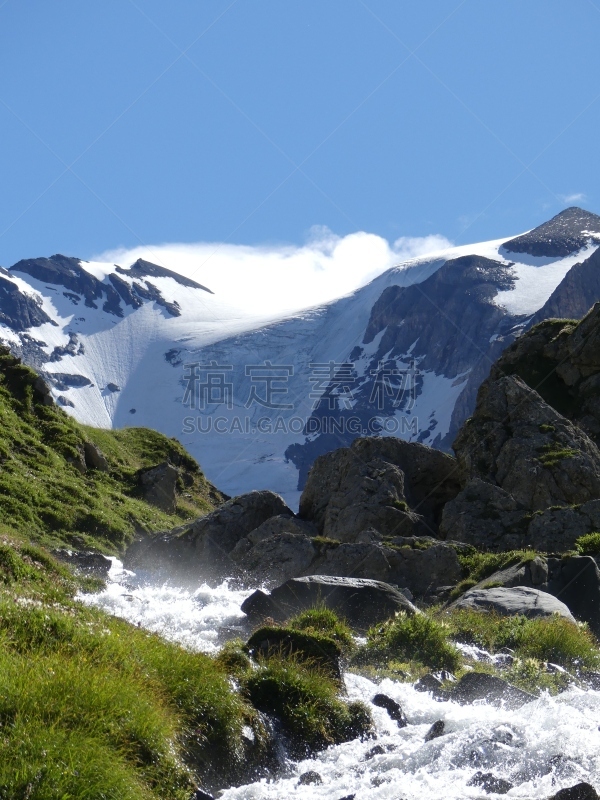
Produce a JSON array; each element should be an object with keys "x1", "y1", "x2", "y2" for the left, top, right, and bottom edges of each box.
[
  {"x1": 0, "y1": 350, "x2": 370, "y2": 797},
  {"x1": 0, "y1": 347, "x2": 223, "y2": 553}
]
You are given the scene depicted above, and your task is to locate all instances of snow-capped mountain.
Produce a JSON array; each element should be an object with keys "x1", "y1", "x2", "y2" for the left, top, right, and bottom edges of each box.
[{"x1": 3, "y1": 207, "x2": 600, "y2": 508}]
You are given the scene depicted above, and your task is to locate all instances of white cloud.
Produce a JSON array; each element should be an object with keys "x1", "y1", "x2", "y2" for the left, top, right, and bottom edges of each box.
[
  {"x1": 560, "y1": 192, "x2": 587, "y2": 204},
  {"x1": 95, "y1": 229, "x2": 453, "y2": 317}
]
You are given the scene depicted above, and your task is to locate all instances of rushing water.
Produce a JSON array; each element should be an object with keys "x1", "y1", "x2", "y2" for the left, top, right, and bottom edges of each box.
[{"x1": 82, "y1": 562, "x2": 600, "y2": 799}]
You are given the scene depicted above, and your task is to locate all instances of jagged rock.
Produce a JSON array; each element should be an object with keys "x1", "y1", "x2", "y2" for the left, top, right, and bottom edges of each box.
[
  {"x1": 309, "y1": 538, "x2": 463, "y2": 597},
  {"x1": 57, "y1": 395, "x2": 74, "y2": 407},
  {"x1": 52, "y1": 549, "x2": 112, "y2": 577},
  {"x1": 371, "y1": 694, "x2": 408, "y2": 727},
  {"x1": 124, "y1": 491, "x2": 291, "y2": 579},
  {"x1": 449, "y1": 586, "x2": 576, "y2": 623},
  {"x1": 503, "y1": 206, "x2": 600, "y2": 258},
  {"x1": 299, "y1": 436, "x2": 460, "y2": 540},
  {"x1": 424, "y1": 720, "x2": 445, "y2": 742},
  {"x1": 549, "y1": 784, "x2": 600, "y2": 800},
  {"x1": 139, "y1": 461, "x2": 179, "y2": 513},
  {"x1": 489, "y1": 304, "x2": 600, "y2": 447},
  {"x1": 451, "y1": 672, "x2": 535, "y2": 709},
  {"x1": 467, "y1": 771, "x2": 513, "y2": 795},
  {"x1": 241, "y1": 575, "x2": 419, "y2": 630},
  {"x1": 83, "y1": 441, "x2": 109, "y2": 471},
  {"x1": 106, "y1": 382, "x2": 121, "y2": 392},
  {"x1": 453, "y1": 375, "x2": 600, "y2": 511},
  {"x1": 231, "y1": 532, "x2": 317, "y2": 586},
  {"x1": 467, "y1": 555, "x2": 600, "y2": 635}
]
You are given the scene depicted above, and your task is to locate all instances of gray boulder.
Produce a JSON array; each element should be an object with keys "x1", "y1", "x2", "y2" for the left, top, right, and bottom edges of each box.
[
  {"x1": 83, "y1": 441, "x2": 109, "y2": 471},
  {"x1": 299, "y1": 436, "x2": 460, "y2": 540},
  {"x1": 449, "y1": 586, "x2": 576, "y2": 622},
  {"x1": 241, "y1": 575, "x2": 418, "y2": 630},
  {"x1": 450, "y1": 671, "x2": 535, "y2": 709},
  {"x1": 468, "y1": 554, "x2": 600, "y2": 635},
  {"x1": 139, "y1": 461, "x2": 179, "y2": 513}
]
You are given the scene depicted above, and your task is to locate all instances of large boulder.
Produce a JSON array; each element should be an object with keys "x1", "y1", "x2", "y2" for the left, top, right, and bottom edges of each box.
[
  {"x1": 453, "y1": 375, "x2": 600, "y2": 511},
  {"x1": 231, "y1": 533, "x2": 317, "y2": 586},
  {"x1": 241, "y1": 575, "x2": 418, "y2": 630},
  {"x1": 466, "y1": 554, "x2": 600, "y2": 635},
  {"x1": 139, "y1": 461, "x2": 179, "y2": 513},
  {"x1": 299, "y1": 437, "x2": 460, "y2": 540},
  {"x1": 124, "y1": 490, "x2": 292, "y2": 580},
  {"x1": 448, "y1": 586, "x2": 576, "y2": 622}
]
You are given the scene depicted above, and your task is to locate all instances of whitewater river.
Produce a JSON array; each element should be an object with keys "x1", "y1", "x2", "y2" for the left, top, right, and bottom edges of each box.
[{"x1": 80, "y1": 561, "x2": 600, "y2": 800}]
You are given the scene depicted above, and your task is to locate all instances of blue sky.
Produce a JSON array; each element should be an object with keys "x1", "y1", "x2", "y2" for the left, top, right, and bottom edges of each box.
[{"x1": 1, "y1": 1, "x2": 600, "y2": 267}]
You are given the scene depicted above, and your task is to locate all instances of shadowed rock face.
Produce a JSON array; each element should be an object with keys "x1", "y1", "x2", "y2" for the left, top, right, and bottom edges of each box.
[
  {"x1": 502, "y1": 207, "x2": 600, "y2": 258},
  {"x1": 452, "y1": 375, "x2": 600, "y2": 510},
  {"x1": 115, "y1": 258, "x2": 213, "y2": 293},
  {"x1": 0, "y1": 274, "x2": 52, "y2": 331},
  {"x1": 299, "y1": 436, "x2": 460, "y2": 539}
]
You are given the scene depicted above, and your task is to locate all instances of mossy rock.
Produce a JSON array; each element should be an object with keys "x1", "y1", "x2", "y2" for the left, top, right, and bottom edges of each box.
[{"x1": 246, "y1": 626, "x2": 342, "y2": 680}]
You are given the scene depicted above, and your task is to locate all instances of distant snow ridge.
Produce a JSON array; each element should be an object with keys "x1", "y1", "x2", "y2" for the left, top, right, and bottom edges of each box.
[{"x1": 3, "y1": 207, "x2": 600, "y2": 507}]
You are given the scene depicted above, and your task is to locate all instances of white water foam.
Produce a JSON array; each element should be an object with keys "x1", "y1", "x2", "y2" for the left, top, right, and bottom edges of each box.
[
  {"x1": 83, "y1": 566, "x2": 600, "y2": 799},
  {"x1": 78, "y1": 559, "x2": 254, "y2": 653}
]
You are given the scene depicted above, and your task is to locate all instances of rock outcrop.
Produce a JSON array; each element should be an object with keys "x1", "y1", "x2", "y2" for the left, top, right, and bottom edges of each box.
[
  {"x1": 300, "y1": 436, "x2": 460, "y2": 540},
  {"x1": 124, "y1": 490, "x2": 292, "y2": 580},
  {"x1": 442, "y1": 371, "x2": 600, "y2": 552}
]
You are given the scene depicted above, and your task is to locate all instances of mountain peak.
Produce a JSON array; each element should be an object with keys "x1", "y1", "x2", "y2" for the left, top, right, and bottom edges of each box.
[{"x1": 503, "y1": 206, "x2": 600, "y2": 258}]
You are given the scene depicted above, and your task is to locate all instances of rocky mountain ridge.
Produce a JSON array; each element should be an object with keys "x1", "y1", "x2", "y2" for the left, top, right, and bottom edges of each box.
[{"x1": 3, "y1": 207, "x2": 600, "y2": 507}]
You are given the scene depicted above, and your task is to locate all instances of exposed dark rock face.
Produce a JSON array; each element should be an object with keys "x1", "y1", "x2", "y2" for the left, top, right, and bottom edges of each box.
[
  {"x1": 532, "y1": 247, "x2": 600, "y2": 324},
  {"x1": 502, "y1": 207, "x2": 600, "y2": 258},
  {"x1": 10, "y1": 254, "x2": 203, "y2": 322},
  {"x1": 299, "y1": 436, "x2": 460, "y2": 539},
  {"x1": 124, "y1": 490, "x2": 291, "y2": 580},
  {"x1": 549, "y1": 784, "x2": 600, "y2": 800},
  {"x1": 467, "y1": 771, "x2": 513, "y2": 795},
  {"x1": 424, "y1": 720, "x2": 445, "y2": 742},
  {"x1": 11, "y1": 255, "x2": 124, "y2": 315},
  {"x1": 83, "y1": 441, "x2": 109, "y2": 471},
  {"x1": 52, "y1": 549, "x2": 112, "y2": 577},
  {"x1": 241, "y1": 575, "x2": 419, "y2": 630},
  {"x1": 452, "y1": 375, "x2": 600, "y2": 510},
  {"x1": 448, "y1": 586, "x2": 576, "y2": 622},
  {"x1": 116, "y1": 258, "x2": 213, "y2": 293},
  {"x1": 47, "y1": 373, "x2": 93, "y2": 390},
  {"x1": 488, "y1": 305, "x2": 600, "y2": 447},
  {"x1": 371, "y1": 694, "x2": 408, "y2": 728},
  {"x1": 0, "y1": 274, "x2": 52, "y2": 331},
  {"x1": 139, "y1": 461, "x2": 180, "y2": 513},
  {"x1": 307, "y1": 536, "x2": 463, "y2": 598}
]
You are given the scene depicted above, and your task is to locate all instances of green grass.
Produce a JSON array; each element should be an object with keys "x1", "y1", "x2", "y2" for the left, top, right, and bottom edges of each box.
[
  {"x1": 449, "y1": 549, "x2": 537, "y2": 600},
  {"x1": 0, "y1": 347, "x2": 222, "y2": 553},
  {"x1": 0, "y1": 578, "x2": 259, "y2": 800},
  {"x1": 358, "y1": 612, "x2": 461, "y2": 671},
  {"x1": 244, "y1": 655, "x2": 372, "y2": 753},
  {"x1": 286, "y1": 606, "x2": 356, "y2": 652},
  {"x1": 575, "y1": 532, "x2": 600, "y2": 555},
  {"x1": 538, "y1": 444, "x2": 579, "y2": 468},
  {"x1": 444, "y1": 607, "x2": 600, "y2": 669}
]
